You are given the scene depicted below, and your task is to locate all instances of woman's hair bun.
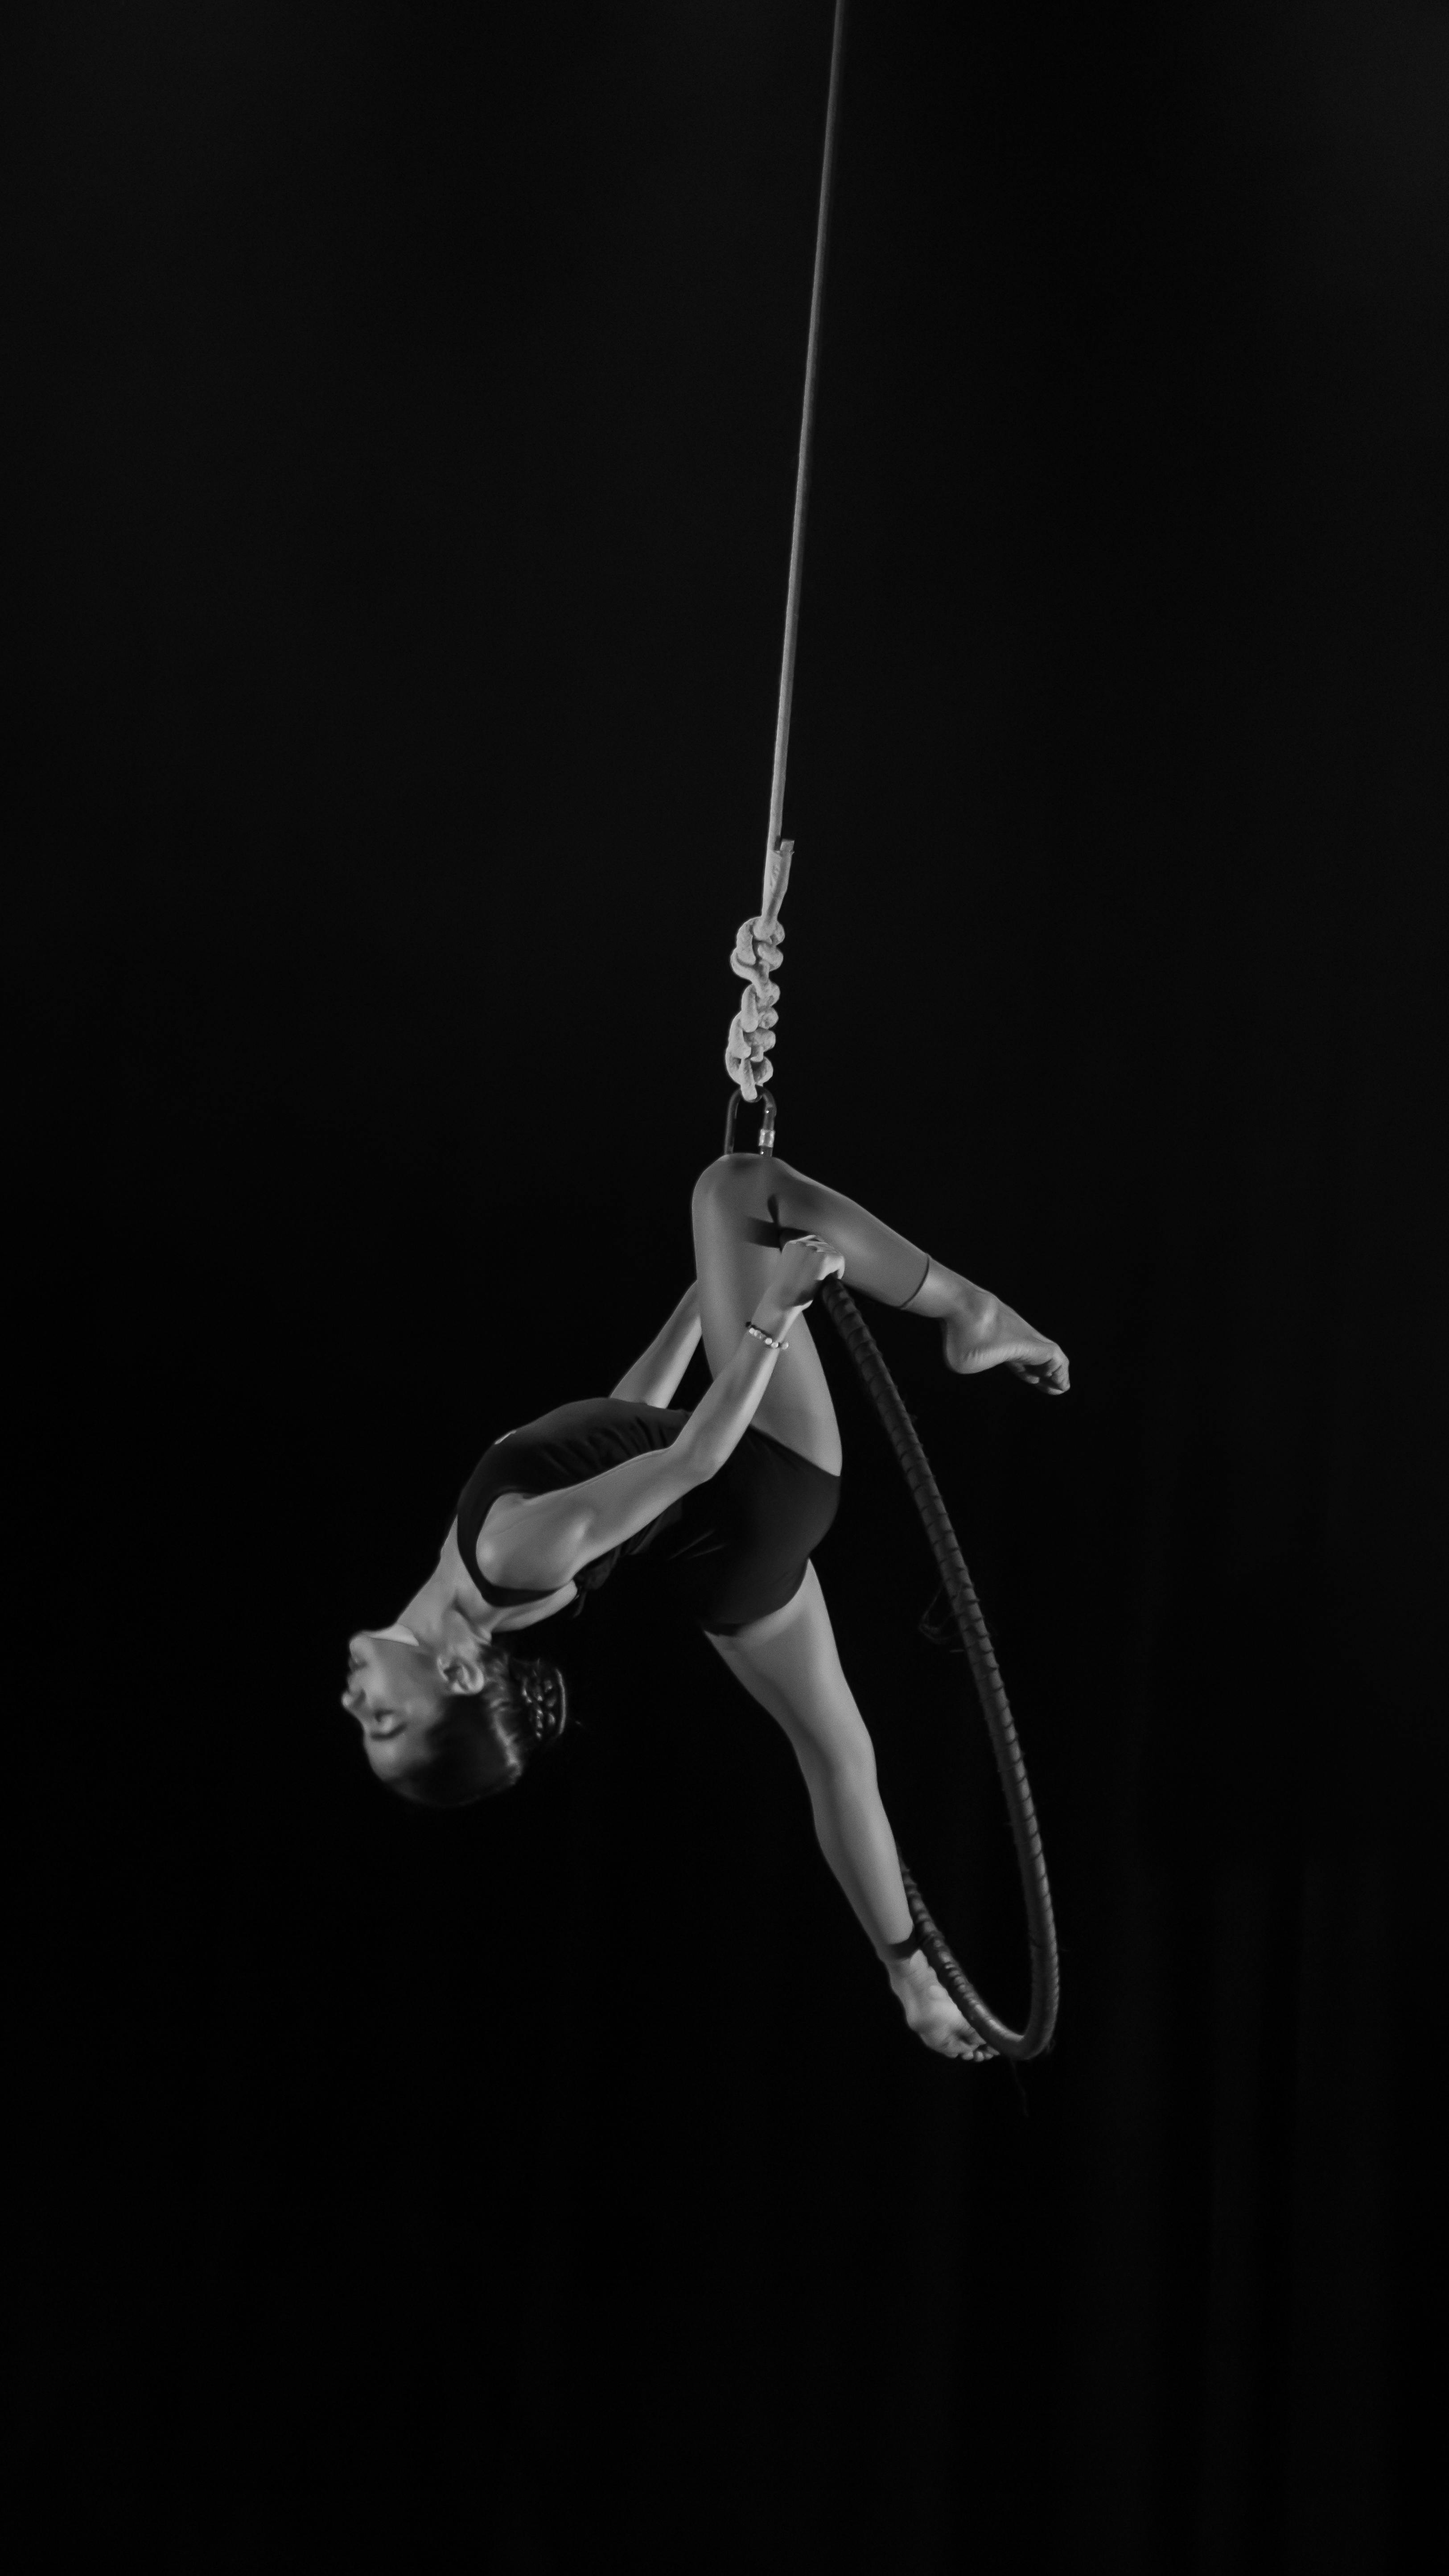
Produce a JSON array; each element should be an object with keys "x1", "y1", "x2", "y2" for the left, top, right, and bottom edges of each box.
[{"x1": 514, "y1": 1655, "x2": 568, "y2": 1753}]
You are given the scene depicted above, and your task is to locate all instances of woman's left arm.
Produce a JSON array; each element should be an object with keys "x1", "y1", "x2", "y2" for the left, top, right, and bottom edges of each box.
[{"x1": 609, "y1": 1285, "x2": 702, "y2": 1407}]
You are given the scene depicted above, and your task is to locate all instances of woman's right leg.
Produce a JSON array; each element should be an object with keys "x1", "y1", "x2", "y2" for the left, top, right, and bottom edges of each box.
[
  {"x1": 693, "y1": 1150, "x2": 941, "y2": 1313},
  {"x1": 692, "y1": 1152, "x2": 1069, "y2": 1413}
]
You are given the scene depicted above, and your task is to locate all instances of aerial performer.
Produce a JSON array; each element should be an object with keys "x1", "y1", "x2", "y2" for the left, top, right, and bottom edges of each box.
[
  {"x1": 344, "y1": 0, "x2": 1068, "y2": 2067},
  {"x1": 342, "y1": 1158, "x2": 1067, "y2": 2065}
]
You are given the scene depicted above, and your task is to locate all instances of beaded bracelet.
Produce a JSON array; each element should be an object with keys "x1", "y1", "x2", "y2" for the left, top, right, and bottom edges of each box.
[{"x1": 745, "y1": 1321, "x2": 789, "y2": 1353}]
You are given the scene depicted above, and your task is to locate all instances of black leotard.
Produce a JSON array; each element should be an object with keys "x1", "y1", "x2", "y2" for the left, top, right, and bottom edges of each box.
[{"x1": 455, "y1": 1398, "x2": 840, "y2": 1638}]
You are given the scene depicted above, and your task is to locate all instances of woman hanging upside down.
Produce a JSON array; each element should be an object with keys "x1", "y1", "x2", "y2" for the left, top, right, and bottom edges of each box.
[{"x1": 342, "y1": 1153, "x2": 1068, "y2": 2064}]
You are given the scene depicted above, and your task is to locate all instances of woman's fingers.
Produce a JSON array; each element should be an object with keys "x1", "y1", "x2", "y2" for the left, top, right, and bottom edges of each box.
[{"x1": 776, "y1": 1232, "x2": 845, "y2": 1302}]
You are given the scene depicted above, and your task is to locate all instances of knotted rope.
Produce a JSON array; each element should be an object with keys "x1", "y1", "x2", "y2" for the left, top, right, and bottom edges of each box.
[{"x1": 724, "y1": 844, "x2": 792, "y2": 1104}]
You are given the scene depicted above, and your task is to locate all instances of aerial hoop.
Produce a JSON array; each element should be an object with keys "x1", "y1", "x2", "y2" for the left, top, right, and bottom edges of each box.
[
  {"x1": 730, "y1": 1164, "x2": 1060, "y2": 2060},
  {"x1": 719, "y1": 0, "x2": 1061, "y2": 2059},
  {"x1": 816, "y1": 1273, "x2": 1060, "y2": 2059}
]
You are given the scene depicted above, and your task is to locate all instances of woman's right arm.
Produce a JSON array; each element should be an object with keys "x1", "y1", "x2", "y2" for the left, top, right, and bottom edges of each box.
[{"x1": 478, "y1": 1237, "x2": 842, "y2": 1590}]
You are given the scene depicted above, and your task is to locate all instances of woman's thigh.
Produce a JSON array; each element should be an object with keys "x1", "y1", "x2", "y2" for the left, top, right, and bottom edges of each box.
[
  {"x1": 691, "y1": 1155, "x2": 843, "y2": 1474},
  {"x1": 706, "y1": 1563, "x2": 876, "y2": 1776}
]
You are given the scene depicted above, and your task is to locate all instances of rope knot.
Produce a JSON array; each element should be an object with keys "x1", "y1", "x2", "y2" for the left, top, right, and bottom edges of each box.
[
  {"x1": 724, "y1": 834, "x2": 793, "y2": 1104},
  {"x1": 725, "y1": 913, "x2": 786, "y2": 1100}
]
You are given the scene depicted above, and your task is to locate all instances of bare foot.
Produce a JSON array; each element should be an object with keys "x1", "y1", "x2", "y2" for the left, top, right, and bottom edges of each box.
[
  {"x1": 942, "y1": 1285, "x2": 1069, "y2": 1394},
  {"x1": 888, "y1": 1951, "x2": 998, "y2": 2063}
]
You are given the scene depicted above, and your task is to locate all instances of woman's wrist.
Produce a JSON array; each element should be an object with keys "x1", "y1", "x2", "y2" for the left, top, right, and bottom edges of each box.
[
  {"x1": 749, "y1": 1296, "x2": 803, "y2": 1343},
  {"x1": 681, "y1": 1305, "x2": 793, "y2": 1478}
]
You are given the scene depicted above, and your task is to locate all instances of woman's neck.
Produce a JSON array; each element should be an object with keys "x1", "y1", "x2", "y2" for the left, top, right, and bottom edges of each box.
[{"x1": 396, "y1": 1530, "x2": 491, "y2": 1653}]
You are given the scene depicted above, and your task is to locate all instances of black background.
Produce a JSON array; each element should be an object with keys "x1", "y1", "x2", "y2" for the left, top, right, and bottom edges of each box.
[{"x1": 12, "y1": 4, "x2": 1447, "y2": 2570}]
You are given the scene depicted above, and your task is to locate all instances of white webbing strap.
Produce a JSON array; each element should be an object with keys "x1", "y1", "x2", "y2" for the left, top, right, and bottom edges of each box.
[{"x1": 723, "y1": 0, "x2": 847, "y2": 1110}]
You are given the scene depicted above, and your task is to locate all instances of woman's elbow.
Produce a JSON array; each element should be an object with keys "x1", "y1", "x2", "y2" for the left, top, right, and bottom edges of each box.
[{"x1": 672, "y1": 1425, "x2": 717, "y2": 1486}]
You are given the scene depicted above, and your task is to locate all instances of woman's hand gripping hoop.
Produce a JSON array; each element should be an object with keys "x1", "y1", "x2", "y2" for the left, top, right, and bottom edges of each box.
[{"x1": 770, "y1": 1233, "x2": 845, "y2": 1312}]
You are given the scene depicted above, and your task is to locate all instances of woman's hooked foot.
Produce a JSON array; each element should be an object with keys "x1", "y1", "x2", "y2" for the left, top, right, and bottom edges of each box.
[
  {"x1": 888, "y1": 1950, "x2": 999, "y2": 2063},
  {"x1": 941, "y1": 1284, "x2": 1069, "y2": 1394}
]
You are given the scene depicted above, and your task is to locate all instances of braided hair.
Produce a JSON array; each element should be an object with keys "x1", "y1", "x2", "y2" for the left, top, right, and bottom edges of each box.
[
  {"x1": 509, "y1": 1653, "x2": 569, "y2": 1759},
  {"x1": 389, "y1": 1644, "x2": 570, "y2": 1811}
]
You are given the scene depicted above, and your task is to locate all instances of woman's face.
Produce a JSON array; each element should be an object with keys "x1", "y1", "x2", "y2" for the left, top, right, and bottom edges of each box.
[{"x1": 342, "y1": 1629, "x2": 450, "y2": 1783}]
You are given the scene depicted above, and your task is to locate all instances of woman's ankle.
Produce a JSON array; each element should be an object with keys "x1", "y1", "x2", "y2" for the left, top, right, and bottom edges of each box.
[
  {"x1": 901, "y1": 1259, "x2": 982, "y2": 1325},
  {"x1": 885, "y1": 1946, "x2": 932, "y2": 1986}
]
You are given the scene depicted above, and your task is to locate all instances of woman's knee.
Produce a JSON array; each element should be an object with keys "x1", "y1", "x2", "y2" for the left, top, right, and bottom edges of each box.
[{"x1": 691, "y1": 1153, "x2": 764, "y2": 1225}]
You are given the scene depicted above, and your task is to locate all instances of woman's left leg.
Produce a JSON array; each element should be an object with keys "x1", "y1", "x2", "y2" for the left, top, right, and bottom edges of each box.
[
  {"x1": 707, "y1": 1565, "x2": 992, "y2": 2061},
  {"x1": 708, "y1": 1564, "x2": 914, "y2": 1954}
]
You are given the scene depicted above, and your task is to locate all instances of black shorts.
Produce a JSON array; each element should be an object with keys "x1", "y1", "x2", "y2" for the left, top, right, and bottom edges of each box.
[{"x1": 647, "y1": 1425, "x2": 841, "y2": 1636}]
